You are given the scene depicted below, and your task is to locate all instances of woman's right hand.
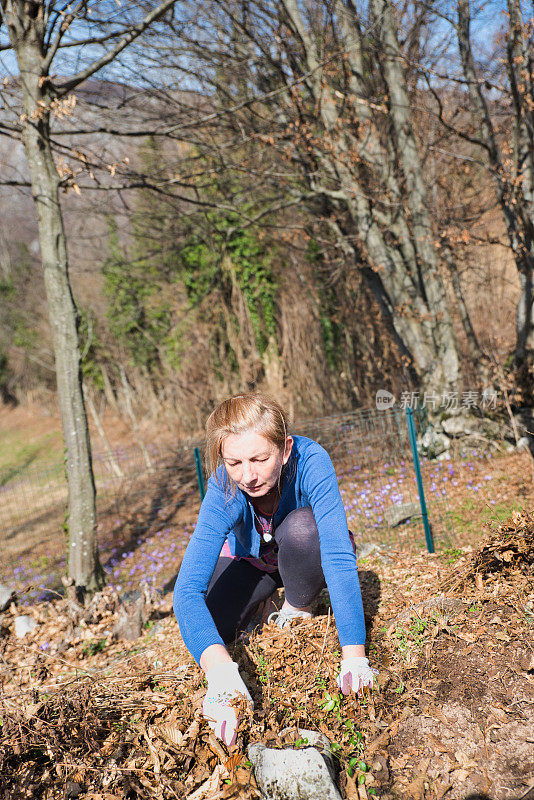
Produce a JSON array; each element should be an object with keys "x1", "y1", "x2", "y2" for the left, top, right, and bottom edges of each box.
[{"x1": 202, "y1": 661, "x2": 253, "y2": 746}]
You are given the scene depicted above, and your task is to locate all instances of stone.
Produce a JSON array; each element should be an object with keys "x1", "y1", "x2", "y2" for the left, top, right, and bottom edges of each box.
[
  {"x1": 441, "y1": 416, "x2": 471, "y2": 436},
  {"x1": 14, "y1": 615, "x2": 37, "y2": 639},
  {"x1": 420, "y1": 428, "x2": 450, "y2": 457},
  {"x1": 0, "y1": 584, "x2": 14, "y2": 612},
  {"x1": 517, "y1": 436, "x2": 531, "y2": 452},
  {"x1": 120, "y1": 589, "x2": 142, "y2": 605},
  {"x1": 385, "y1": 501, "x2": 422, "y2": 528},
  {"x1": 248, "y1": 736, "x2": 342, "y2": 800},
  {"x1": 112, "y1": 580, "x2": 157, "y2": 641},
  {"x1": 356, "y1": 542, "x2": 382, "y2": 559},
  {"x1": 282, "y1": 729, "x2": 335, "y2": 775},
  {"x1": 146, "y1": 620, "x2": 165, "y2": 638},
  {"x1": 356, "y1": 542, "x2": 392, "y2": 564},
  {"x1": 479, "y1": 417, "x2": 502, "y2": 438}
]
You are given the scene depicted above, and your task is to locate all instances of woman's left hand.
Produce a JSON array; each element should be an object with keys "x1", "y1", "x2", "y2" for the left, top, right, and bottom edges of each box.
[{"x1": 336, "y1": 656, "x2": 378, "y2": 696}]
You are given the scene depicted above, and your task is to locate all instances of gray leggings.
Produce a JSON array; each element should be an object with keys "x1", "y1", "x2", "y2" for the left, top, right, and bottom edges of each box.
[{"x1": 205, "y1": 507, "x2": 326, "y2": 644}]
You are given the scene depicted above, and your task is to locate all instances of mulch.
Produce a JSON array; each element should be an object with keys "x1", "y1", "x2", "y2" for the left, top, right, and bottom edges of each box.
[{"x1": 0, "y1": 513, "x2": 533, "y2": 800}]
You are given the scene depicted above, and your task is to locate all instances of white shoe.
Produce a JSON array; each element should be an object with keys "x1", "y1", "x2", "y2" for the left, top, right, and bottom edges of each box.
[{"x1": 267, "y1": 607, "x2": 313, "y2": 629}]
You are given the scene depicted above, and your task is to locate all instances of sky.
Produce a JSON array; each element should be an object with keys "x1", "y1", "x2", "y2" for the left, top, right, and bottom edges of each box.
[{"x1": 0, "y1": 1, "x2": 519, "y2": 94}]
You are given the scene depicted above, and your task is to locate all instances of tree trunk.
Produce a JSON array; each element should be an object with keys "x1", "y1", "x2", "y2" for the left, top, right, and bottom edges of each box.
[
  {"x1": 262, "y1": 336, "x2": 284, "y2": 397},
  {"x1": 457, "y1": 0, "x2": 534, "y2": 397},
  {"x1": 5, "y1": 4, "x2": 103, "y2": 590},
  {"x1": 282, "y1": 0, "x2": 461, "y2": 394},
  {"x1": 516, "y1": 268, "x2": 534, "y2": 399},
  {"x1": 370, "y1": 0, "x2": 460, "y2": 391},
  {"x1": 506, "y1": 0, "x2": 534, "y2": 384},
  {"x1": 442, "y1": 242, "x2": 488, "y2": 379}
]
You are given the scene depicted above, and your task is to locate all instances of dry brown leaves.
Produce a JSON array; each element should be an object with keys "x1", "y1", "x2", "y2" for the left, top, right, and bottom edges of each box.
[
  {"x1": 1, "y1": 509, "x2": 533, "y2": 799},
  {"x1": 442, "y1": 508, "x2": 534, "y2": 592},
  {"x1": 0, "y1": 662, "x2": 262, "y2": 800}
]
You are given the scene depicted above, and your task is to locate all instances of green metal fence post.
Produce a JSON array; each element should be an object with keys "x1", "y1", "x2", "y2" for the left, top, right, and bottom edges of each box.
[
  {"x1": 405, "y1": 407, "x2": 435, "y2": 553},
  {"x1": 194, "y1": 447, "x2": 206, "y2": 502}
]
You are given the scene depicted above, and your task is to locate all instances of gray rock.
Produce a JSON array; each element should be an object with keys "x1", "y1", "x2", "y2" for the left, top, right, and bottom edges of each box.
[
  {"x1": 248, "y1": 737, "x2": 342, "y2": 800},
  {"x1": 120, "y1": 589, "x2": 142, "y2": 605},
  {"x1": 517, "y1": 436, "x2": 531, "y2": 451},
  {"x1": 65, "y1": 781, "x2": 82, "y2": 798},
  {"x1": 385, "y1": 501, "x2": 422, "y2": 528},
  {"x1": 0, "y1": 584, "x2": 14, "y2": 612},
  {"x1": 442, "y1": 415, "x2": 471, "y2": 436},
  {"x1": 146, "y1": 620, "x2": 164, "y2": 637},
  {"x1": 280, "y1": 729, "x2": 336, "y2": 776},
  {"x1": 420, "y1": 428, "x2": 450, "y2": 457},
  {"x1": 479, "y1": 417, "x2": 503, "y2": 438},
  {"x1": 356, "y1": 542, "x2": 392, "y2": 564},
  {"x1": 14, "y1": 615, "x2": 37, "y2": 639},
  {"x1": 356, "y1": 542, "x2": 382, "y2": 559}
]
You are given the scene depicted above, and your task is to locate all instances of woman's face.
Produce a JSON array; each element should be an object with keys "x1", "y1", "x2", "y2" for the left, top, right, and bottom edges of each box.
[{"x1": 221, "y1": 429, "x2": 293, "y2": 497}]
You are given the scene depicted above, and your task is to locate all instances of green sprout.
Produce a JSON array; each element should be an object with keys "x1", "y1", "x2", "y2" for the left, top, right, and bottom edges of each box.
[
  {"x1": 257, "y1": 653, "x2": 271, "y2": 685},
  {"x1": 294, "y1": 737, "x2": 309, "y2": 748},
  {"x1": 319, "y1": 691, "x2": 341, "y2": 713},
  {"x1": 81, "y1": 638, "x2": 107, "y2": 657}
]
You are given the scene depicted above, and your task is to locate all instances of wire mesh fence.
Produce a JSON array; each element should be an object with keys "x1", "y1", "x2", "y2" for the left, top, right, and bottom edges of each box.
[
  {"x1": 1, "y1": 442, "x2": 201, "y2": 599},
  {"x1": 1, "y1": 407, "x2": 457, "y2": 599},
  {"x1": 293, "y1": 406, "x2": 455, "y2": 552}
]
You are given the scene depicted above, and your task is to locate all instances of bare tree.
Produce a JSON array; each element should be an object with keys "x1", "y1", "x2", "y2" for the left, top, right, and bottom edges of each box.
[
  {"x1": 0, "y1": 0, "x2": 177, "y2": 590},
  {"x1": 155, "y1": 0, "x2": 463, "y2": 395},
  {"x1": 429, "y1": 0, "x2": 534, "y2": 398}
]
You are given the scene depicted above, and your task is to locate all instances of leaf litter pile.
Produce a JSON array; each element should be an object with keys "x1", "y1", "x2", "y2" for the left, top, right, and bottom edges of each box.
[{"x1": 1, "y1": 512, "x2": 533, "y2": 800}]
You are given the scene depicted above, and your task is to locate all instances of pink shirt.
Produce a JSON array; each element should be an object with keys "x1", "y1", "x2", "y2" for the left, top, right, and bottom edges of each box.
[{"x1": 220, "y1": 503, "x2": 279, "y2": 572}]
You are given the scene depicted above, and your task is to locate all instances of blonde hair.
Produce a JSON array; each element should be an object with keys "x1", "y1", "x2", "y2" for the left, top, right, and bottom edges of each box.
[{"x1": 205, "y1": 393, "x2": 290, "y2": 487}]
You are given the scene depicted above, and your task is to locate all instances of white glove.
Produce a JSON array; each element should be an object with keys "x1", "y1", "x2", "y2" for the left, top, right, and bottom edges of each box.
[
  {"x1": 336, "y1": 656, "x2": 378, "y2": 697},
  {"x1": 202, "y1": 661, "x2": 253, "y2": 746}
]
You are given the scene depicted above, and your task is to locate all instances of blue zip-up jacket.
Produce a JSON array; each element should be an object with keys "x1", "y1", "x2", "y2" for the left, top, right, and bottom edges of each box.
[{"x1": 173, "y1": 435, "x2": 366, "y2": 663}]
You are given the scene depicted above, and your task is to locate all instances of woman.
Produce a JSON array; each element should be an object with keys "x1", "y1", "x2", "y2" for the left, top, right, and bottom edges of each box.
[{"x1": 173, "y1": 393, "x2": 376, "y2": 745}]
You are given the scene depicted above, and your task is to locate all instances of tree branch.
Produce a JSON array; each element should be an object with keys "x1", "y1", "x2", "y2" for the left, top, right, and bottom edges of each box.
[
  {"x1": 54, "y1": 0, "x2": 178, "y2": 97},
  {"x1": 42, "y1": 1, "x2": 88, "y2": 73}
]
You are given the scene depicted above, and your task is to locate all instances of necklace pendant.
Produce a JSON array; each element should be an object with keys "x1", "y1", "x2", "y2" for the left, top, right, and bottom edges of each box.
[{"x1": 263, "y1": 532, "x2": 273, "y2": 543}]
